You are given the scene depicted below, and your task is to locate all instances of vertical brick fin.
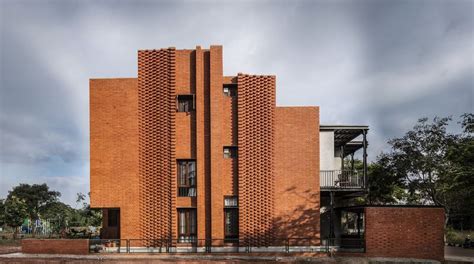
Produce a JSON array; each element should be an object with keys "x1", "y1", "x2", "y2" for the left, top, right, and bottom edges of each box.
[
  {"x1": 138, "y1": 49, "x2": 176, "y2": 241},
  {"x1": 237, "y1": 74, "x2": 276, "y2": 245}
]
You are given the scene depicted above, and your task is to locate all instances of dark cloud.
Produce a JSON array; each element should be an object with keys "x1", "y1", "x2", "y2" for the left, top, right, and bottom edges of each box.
[{"x1": 0, "y1": 0, "x2": 472, "y2": 205}]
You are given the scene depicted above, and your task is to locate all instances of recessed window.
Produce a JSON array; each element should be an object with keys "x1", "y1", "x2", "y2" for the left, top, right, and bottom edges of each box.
[
  {"x1": 178, "y1": 160, "x2": 196, "y2": 197},
  {"x1": 223, "y1": 147, "x2": 237, "y2": 159},
  {"x1": 177, "y1": 95, "x2": 195, "y2": 112},
  {"x1": 224, "y1": 208, "x2": 238, "y2": 240},
  {"x1": 178, "y1": 209, "x2": 197, "y2": 242},
  {"x1": 223, "y1": 84, "x2": 237, "y2": 97},
  {"x1": 108, "y1": 209, "x2": 119, "y2": 227},
  {"x1": 224, "y1": 196, "x2": 238, "y2": 207}
]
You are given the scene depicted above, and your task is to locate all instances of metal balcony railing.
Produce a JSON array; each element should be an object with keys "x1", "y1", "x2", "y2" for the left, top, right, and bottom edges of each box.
[{"x1": 320, "y1": 170, "x2": 365, "y2": 189}]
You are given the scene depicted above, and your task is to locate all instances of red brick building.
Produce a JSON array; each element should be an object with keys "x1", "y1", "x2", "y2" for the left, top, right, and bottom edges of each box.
[
  {"x1": 90, "y1": 46, "x2": 444, "y2": 260},
  {"x1": 90, "y1": 46, "x2": 319, "y2": 244}
]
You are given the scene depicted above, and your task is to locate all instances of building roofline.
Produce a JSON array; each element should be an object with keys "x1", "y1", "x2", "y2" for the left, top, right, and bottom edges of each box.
[{"x1": 320, "y1": 125, "x2": 369, "y2": 130}]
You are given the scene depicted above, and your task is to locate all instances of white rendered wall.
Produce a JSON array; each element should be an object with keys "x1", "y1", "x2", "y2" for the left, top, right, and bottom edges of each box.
[{"x1": 320, "y1": 131, "x2": 338, "y2": 170}]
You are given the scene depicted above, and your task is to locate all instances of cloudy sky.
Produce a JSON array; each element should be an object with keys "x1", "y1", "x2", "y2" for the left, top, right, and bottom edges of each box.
[{"x1": 0, "y1": 0, "x2": 472, "y2": 205}]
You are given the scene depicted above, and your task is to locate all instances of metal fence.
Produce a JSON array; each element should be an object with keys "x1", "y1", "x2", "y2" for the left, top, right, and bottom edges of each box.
[
  {"x1": 320, "y1": 170, "x2": 365, "y2": 189},
  {"x1": 89, "y1": 237, "x2": 365, "y2": 254}
]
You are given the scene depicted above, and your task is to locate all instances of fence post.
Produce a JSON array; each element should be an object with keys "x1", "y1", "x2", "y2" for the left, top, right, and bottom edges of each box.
[{"x1": 286, "y1": 238, "x2": 290, "y2": 253}]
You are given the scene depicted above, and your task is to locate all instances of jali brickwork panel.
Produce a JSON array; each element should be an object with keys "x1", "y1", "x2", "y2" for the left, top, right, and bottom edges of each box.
[
  {"x1": 237, "y1": 74, "x2": 276, "y2": 244},
  {"x1": 138, "y1": 49, "x2": 176, "y2": 240}
]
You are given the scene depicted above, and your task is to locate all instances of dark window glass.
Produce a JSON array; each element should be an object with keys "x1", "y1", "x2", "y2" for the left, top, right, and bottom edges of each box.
[
  {"x1": 178, "y1": 160, "x2": 196, "y2": 197},
  {"x1": 177, "y1": 95, "x2": 195, "y2": 112},
  {"x1": 223, "y1": 147, "x2": 237, "y2": 159},
  {"x1": 224, "y1": 208, "x2": 238, "y2": 239},
  {"x1": 178, "y1": 209, "x2": 197, "y2": 242},
  {"x1": 223, "y1": 84, "x2": 237, "y2": 97},
  {"x1": 108, "y1": 209, "x2": 119, "y2": 227}
]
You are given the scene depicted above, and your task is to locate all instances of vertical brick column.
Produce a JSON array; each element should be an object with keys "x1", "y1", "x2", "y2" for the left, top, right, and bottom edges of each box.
[
  {"x1": 138, "y1": 48, "x2": 176, "y2": 241},
  {"x1": 209, "y1": 46, "x2": 224, "y2": 240},
  {"x1": 237, "y1": 74, "x2": 276, "y2": 245},
  {"x1": 195, "y1": 46, "x2": 208, "y2": 240}
]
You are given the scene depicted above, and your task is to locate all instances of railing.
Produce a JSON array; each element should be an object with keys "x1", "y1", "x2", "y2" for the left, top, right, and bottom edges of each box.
[
  {"x1": 89, "y1": 238, "x2": 332, "y2": 254},
  {"x1": 320, "y1": 170, "x2": 365, "y2": 189}
]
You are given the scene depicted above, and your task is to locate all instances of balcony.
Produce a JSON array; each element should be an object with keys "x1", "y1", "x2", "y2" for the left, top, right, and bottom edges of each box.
[{"x1": 321, "y1": 170, "x2": 365, "y2": 190}]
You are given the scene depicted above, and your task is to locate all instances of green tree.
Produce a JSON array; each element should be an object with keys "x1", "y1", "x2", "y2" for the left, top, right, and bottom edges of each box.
[
  {"x1": 444, "y1": 114, "x2": 474, "y2": 228},
  {"x1": 0, "y1": 199, "x2": 5, "y2": 227},
  {"x1": 41, "y1": 201, "x2": 74, "y2": 235},
  {"x1": 4, "y1": 196, "x2": 28, "y2": 239},
  {"x1": 69, "y1": 193, "x2": 102, "y2": 227},
  {"x1": 7, "y1": 183, "x2": 61, "y2": 237},
  {"x1": 368, "y1": 114, "x2": 473, "y2": 227}
]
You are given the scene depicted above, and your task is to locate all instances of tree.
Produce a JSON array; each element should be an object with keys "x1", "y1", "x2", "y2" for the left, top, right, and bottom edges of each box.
[
  {"x1": 71, "y1": 193, "x2": 102, "y2": 227},
  {"x1": 444, "y1": 114, "x2": 474, "y2": 228},
  {"x1": 366, "y1": 154, "x2": 405, "y2": 205},
  {"x1": 0, "y1": 199, "x2": 5, "y2": 227},
  {"x1": 368, "y1": 114, "x2": 474, "y2": 227},
  {"x1": 41, "y1": 201, "x2": 73, "y2": 236},
  {"x1": 7, "y1": 183, "x2": 61, "y2": 237},
  {"x1": 3, "y1": 196, "x2": 28, "y2": 239}
]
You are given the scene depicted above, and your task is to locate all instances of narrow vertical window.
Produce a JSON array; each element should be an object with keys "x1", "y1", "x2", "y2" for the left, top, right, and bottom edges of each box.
[
  {"x1": 178, "y1": 209, "x2": 197, "y2": 242},
  {"x1": 224, "y1": 196, "x2": 238, "y2": 241},
  {"x1": 178, "y1": 160, "x2": 196, "y2": 197}
]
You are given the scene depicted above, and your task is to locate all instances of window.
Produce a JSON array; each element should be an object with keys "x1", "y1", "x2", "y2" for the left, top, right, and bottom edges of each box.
[
  {"x1": 224, "y1": 196, "x2": 238, "y2": 207},
  {"x1": 178, "y1": 209, "x2": 197, "y2": 242},
  {"x1": 224, "y1": 197, "x2": 238, "y2": 240},
  {"x1": 178, "y1": 160, "x2": 196, "y2": 197},
  {"x1": 223, "y1": 146, "x2": 237, "y2": 159},
  {"x1": 177, "y1": 95, "x2": 195, "y2": 112},
  {"x1": 224, "y1": 209, "x2": 238, "y2": 239},
  {"x1": 223, "y1": 84, "x2": 237, "y2": 97},
  {"x1": 108, "y1": 209, "x2": 119, "y2": 227}
]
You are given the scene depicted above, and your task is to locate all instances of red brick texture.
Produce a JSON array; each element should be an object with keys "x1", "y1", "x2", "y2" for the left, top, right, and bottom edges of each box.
[
  {"x1": 364, "y1": 207, "x2": 445, "y2": 261},
  {"x1": 89, "y1": 78, "x2": 139, "y2": 239},
  {"x1": 138, "y1": 49, "x2": 176, "y2": 241},
  {"x1": 22, "y1": 239, "x2": 89, "y2": 255},
  {"x1": 237, "y1": 74, "x2": 276, "y2": 244},
  {"x1": 274, "y1": 107, "x2": 320, "y2": 240}
]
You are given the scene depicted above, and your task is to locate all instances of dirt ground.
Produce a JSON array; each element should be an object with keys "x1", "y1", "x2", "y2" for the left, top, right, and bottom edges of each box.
[{"x1": 0, "y1": 246, "x2": 472, "y2": 263}]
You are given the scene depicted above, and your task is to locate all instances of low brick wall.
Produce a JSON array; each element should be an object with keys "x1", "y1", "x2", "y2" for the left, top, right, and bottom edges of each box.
[
  {"x1": 364, "y1": 207, "x2": 445, "y2": 261},
  {"x1": 22, "y1": 239, "x2": 89, "y2": 255}
]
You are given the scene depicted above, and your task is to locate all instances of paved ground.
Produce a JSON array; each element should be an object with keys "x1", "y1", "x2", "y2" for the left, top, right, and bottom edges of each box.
[{"x1": 445, "y1": 246, "x2": 474, "y2": 263}]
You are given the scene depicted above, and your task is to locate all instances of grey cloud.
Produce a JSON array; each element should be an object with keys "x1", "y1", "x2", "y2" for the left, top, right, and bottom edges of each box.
[{"x1": 0, "y1": 0, "x2": 472, "y2": 205}]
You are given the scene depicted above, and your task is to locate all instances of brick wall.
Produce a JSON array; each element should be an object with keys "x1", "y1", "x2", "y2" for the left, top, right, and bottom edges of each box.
[
  {"x1": 237, "y1": 74, "x2": 276, "y2": 244},
  {"x1": 22, "y1": 239, "x2": 89, "y2": 255},
  {"x1": 89, "y1": 78, "x2": 139, "y2": 239},
  {"x1": 138, "y1": 48, "x2": 177, "y2": 241},
  {"x1": 365, "y1": 207, "x2": 445, "y2": 261},
  {"x1": 274, "y1": 107, "x2": 320, "y2": 240}
]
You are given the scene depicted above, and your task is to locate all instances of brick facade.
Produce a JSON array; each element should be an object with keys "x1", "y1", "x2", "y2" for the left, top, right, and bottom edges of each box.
[
  {"x1": 138, "y1": 49, "x2": 177, "y2": 241},
  {"x1": 274, "y1": 107, "x2": 320, "y2": 240},
  {"x1": 90, "y1": 45, "x2": 320, "y2": 244},
  {"x1": 237, "y1": 74, "x2": 276, "y2": 244},
  {"x1": 364, "y1": 207, "x2": 445, "y2": 261},
  {"x1": 22, "y1": 239, "x2": 89, "y2": 255},
  {"x1": 89, "y1": 78, "x2": 139, "y2": 239}
]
